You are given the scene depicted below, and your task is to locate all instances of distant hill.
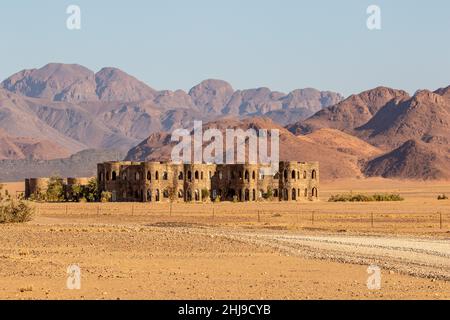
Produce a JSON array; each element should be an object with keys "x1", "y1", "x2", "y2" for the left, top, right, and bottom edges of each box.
[
  {"x1": 0, "y1": 149, "x2": 124, "y2": 182},
  {"x1": 364, "y1": 140, "x2": 450, "y2": 180},
  {"x1": 0, "y1": 63, "x2": 342, "y2": 161},
  {"x1": 125, "y1": 117, "x2": 370, "y2": 180},
  {"x1": 287, "y1": 87, "x2": 410, "y2": 135}
]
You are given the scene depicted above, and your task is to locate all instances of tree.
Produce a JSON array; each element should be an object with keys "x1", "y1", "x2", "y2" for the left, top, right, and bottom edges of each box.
[
  {"x1": 165, "y1": 186, "x2": 177, "y2": 216},
  {"x1": 83, "y1": 178, "x2": 99, "y2": 202},
  {"x1": 46, "y1": 176, "x2": 65, "y2": 202},
  {"x1": 71, "y1": 184, "x2": 83, "y2": 202}
]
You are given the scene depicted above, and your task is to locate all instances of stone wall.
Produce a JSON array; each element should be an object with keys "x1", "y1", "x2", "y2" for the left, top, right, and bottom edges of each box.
[{"x1": 98, "y1": 161, "x2": 320, "y2": 203}]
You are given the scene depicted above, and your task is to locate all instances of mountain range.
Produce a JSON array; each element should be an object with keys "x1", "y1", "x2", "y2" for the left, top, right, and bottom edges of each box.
[{"x1": 0, "y1": 63, "x2": 449, "y2": 181}]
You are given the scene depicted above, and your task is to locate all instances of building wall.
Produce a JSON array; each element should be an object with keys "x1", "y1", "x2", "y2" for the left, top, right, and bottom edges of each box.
[{"x1": 98, "y1": 161, "x2": 320, "y2": 203}]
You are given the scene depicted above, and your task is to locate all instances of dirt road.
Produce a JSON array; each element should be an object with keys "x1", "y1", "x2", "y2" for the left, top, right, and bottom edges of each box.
[{"x1": 184, "y1": 228, "x2": 450, "y2": 280}]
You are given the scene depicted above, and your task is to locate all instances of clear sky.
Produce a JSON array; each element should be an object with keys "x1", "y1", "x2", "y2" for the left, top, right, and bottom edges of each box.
[{"x1": 1, "y1": 0, "x2": 449, "y2": 96}]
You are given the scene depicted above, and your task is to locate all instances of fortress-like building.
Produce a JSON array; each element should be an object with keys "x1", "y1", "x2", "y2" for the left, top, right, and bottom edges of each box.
[{"x1": 97, "y1": 161, "x2": 319, "y2": 202}]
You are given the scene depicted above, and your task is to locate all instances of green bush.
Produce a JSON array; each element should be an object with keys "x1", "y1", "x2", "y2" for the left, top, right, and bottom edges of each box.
[
  {"x1": 0, "y1": 199, "x2": 35, "y2": 224},
  {"x1": 328, "y1": 193, "x2": 404, "y2": 202}
]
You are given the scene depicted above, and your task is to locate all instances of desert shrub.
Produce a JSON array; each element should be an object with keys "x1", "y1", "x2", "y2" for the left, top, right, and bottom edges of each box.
[
  {"x1": 328, "y1": 193, "x2": 404, "y2": 202},
  {"x1": 0, "y1": 199, "x2": 35, "y2": 224},
  {"x1": 201, "y1": 189, "x2": 210, "y2": 202},
  {"x1": 372, "y1": 193, "x2": 404, "y2": 201},
  {"x1": 46, "y1": 176, "x2": 65, "y2": 202},
  {"x1": 100, "y1": 191, "x2": 112, "y2": 203},
  {"x1": 438, "y1": 194, "x2": 449, "y2": 200}
]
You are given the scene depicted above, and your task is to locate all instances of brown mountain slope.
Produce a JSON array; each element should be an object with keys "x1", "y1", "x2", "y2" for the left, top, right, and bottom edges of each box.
[
  {"x1": 300, "y1": 128, "x2": 383, "y2": 159},
  {"x1": 355, "y1": 90, "x2": 450, "y2": 150},
  {"x1": 287, "y1": 87, "x2": 410, "y2": 135},
  {"x1": 125, "y1": 117, "x2": 366, "y2": 180},
  {"x1": 364, "y1": 140, "x2": 450, "y2": 180},
  {"x1": 95, "y1": 67, "x2": 157, "y2": 102},
  {"x1": 0, "y1": 129, "x2": 71, "y2": 160},
  {"x1": 1, "y1": 63, "x2": 98, "y2": 102}
]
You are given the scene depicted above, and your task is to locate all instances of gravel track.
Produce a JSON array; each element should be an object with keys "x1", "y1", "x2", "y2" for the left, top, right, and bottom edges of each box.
[{"x1": 182, "y1": 227, "x2": 450, "y2": 281}]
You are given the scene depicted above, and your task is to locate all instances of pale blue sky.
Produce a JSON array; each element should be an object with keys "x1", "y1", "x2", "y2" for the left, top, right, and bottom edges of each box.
[{"x1": 1, "y1": 0, "x2": 449, "y2": 96}]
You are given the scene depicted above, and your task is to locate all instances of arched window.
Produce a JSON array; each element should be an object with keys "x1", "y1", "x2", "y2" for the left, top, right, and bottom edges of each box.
[
  {"x1": 201, "y1": 172, "x2": 204, "y2": 180},
  {"x1": 147, "y1": 190, "x2": 152, "y2": 202},
  {"x1": 312, "y1": 170, "x2": 317, "y2": 180},
  {"x1": 163, "y1": 172, "x2": 168, "y2": 180},
  {"x1": 304, "y1": 188, "x2": 308, "y2": 197},
  {"x1": 112, "y1": 171, "x2": 117, "y2": 181},
  {"x1": 312, "y1": 187, "x2": 318, "y2": 198},
  {"x1": 252, "y1": 171, "x2": 256, "y2": 180},
  {"x1": 297, "y1": 171, "x2": 300, "y2": 179},
  {"x1": 303, "y1": 171, "x2": 307, "y2": 179},
  {"x1": 195, "y1": 171, "x2": 199, "y2": 180},
  {"x1": 155, "y1": 171, "x2": 159, "y2": 180},
  {"x1": 292, "y1": 170, "x2": 296, "y2": 179},
  {"x1": 178, "y1": 172, "x2": 183, "y2": 180},
  {"x1": 155, "y1": 189, "x2": 160, "y2": 202},
  {"x1": 147, "y1": 171, "x2": 151, "y2": 181},
  {"x1": 188, "y1": 171, "x2": 192, "y2": 180},
  {"x1": 284, "y1": 170, "x2": 288, "y2": 181},
  {"x1": 245, "y1": 171, "x2": 249, "y2": 181},
  {"x1": 292, "y1": 188, "x2": 297, "y2": 200},
  {"x1": 252, "y1": 189, "x2": 256, "y2": 201}
]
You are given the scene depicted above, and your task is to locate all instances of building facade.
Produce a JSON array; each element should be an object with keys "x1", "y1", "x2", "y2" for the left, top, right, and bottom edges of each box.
[
  {"x1": 97, "y1": 161, "x2": 319, "y2": 203},
  {"x1": 25, "y1": 177, "x2": 93, "y2": 200}
]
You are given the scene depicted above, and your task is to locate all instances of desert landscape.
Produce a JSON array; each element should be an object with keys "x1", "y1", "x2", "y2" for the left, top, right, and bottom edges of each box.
[{"x1": 0, "y1": 178, "x2": 449, "y2": 300}]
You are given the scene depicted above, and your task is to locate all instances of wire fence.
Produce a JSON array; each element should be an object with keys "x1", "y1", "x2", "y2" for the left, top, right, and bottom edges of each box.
[{"x1": 32, "y1": 202, "x2": 450, "y2": 230}]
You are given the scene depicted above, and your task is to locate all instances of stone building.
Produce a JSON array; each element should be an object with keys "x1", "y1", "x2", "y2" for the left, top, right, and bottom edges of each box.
[
  {"x1": 97, "y1": 161, "x2": 319, "y2": 203},
  {"x1": 25, "y1": 177, "x2": 94, "y2": 200}
]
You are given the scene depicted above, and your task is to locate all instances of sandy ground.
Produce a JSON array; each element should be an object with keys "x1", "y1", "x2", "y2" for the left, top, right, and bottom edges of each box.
[{"x1": 0, "y1": 178, "x2": 449, "y2": 300}]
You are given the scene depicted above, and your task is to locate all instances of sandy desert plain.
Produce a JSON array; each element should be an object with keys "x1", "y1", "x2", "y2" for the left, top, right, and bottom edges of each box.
[{"x1": 0, "y1": 178, "x2": 449, "y2": 300}]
